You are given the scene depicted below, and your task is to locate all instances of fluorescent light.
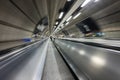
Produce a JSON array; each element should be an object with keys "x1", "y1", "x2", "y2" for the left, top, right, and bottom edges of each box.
[
  {"x1": 73, "y1": 12, "x2": 81, "y2": 19},
  {"x1": 65, "y1": 22, "x2": 69, "y2": 26},
  {"x1": 66, "y1": 16, "x2": 72, "y2": 21},
  {"x1": 81, "y1": 0, "x2": 91, "y2": 7},
  {"x1": 59, "y1": 12, "x2": 64, "y2": 19},
  {"x1": 56, "y1": 22, "x2": 58, "y2": 25}
]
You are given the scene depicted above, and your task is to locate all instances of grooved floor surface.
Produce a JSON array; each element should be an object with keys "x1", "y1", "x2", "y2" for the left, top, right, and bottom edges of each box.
[{"x1": 42, "y1": 41, "x2": 74, "y2": 80}]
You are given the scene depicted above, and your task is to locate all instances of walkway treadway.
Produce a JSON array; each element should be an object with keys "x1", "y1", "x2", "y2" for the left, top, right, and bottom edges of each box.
[{"x1": 42, "y1": 41, "x2": 74, "y2": 80}]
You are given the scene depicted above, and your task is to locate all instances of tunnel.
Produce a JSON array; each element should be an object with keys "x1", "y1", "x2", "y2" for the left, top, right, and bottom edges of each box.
[{"x1": 0, "y1": 0, "x2": 120, "y2": 80}]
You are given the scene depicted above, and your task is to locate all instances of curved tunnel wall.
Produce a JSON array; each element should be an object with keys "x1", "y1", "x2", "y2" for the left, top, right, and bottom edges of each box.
[
  {"x1": 0, "y1": 0, "x2": 39, "y2": 50},
  {"x1": 60, "y1": 0, "x2": 120, "y2": 39},
  {"x1": 0, "y1": 0, "x2": 53, "y2": 50},
  {"x1": 0, "y1": 0, "x2": 120, "y2": 50}
]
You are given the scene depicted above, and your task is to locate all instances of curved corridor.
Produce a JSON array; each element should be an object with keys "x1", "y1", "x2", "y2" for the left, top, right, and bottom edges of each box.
[{"x1": 0, "y1": 0, "x2": 120, "y2": 80}]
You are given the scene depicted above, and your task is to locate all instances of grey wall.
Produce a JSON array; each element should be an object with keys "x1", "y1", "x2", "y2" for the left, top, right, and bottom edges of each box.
[
  {"x1": 0, "y1": 0, "x2": 38, "y2": 50},
  {"x1": 61, "y1": 0, "x2": 120, "y2": 39}
]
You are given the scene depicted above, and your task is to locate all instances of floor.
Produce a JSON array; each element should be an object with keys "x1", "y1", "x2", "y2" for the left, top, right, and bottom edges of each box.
[{"x1": 42, "y1": 41, "x2": 74, "y2": 80}]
